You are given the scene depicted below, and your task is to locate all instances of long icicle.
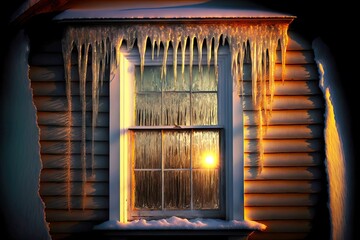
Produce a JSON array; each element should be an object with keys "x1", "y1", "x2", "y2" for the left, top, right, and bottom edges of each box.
[{"x1": 62, "y1": 29, "x2": 73, "y2": 211}]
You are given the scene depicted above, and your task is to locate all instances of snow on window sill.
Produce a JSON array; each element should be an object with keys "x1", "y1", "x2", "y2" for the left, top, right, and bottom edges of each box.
[{"x1": 94, "y1": 216, "x2": 266, "y2": 231}]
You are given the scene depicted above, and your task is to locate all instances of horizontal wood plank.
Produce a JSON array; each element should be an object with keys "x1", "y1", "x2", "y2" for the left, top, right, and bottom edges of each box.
[
  {"x1": 41, "y1": 169, "x2": 109, "y2": 182},
  {"x1": 245, "y1": 206, "x2": 314, "y2": 220},
  {"x1": 42, "y1": 196, "x2": 109, "y2": 210},
  {"x1": 245, "y1": 193, "x2": 319, "y2": 206},
  {"x1": 33, "y1": 96, "x2": 109, "y2": 112},
  {"x1": 257, "y1": 220, "x2": 312, "y2": 233},
  {"x1": 244, "y1": 139, "x2": 323, "y2": 153},
  {"x1": 29, "y1": 65, "x2": 96, "y2": 82},
  {"x1": 49, "y1": 221, "x2": 101, "y2": 233},
  {"x1": 244, "y1": 109, "x2": 324, "y2": 125},
  {"x1": 244, "y1": 180, "x2": 322, "y2": 193},
  {"x1": 242, "y1": 95, "x2": 324, "y2": 110},
  {"x1": 32, "y1": 81, "x2": 109, "y2": 96},
  {"x1": 244, "y1": 125, "x2": 323, "y2": 139},
  {"x1": 40, "y1": 182, "x2": 108, "y2": 196},
  {"x1": 42, "y1": 154, "x2": 109, "y2": 169},
  {"x1": 37, "y1": 112, "x2": 109, "y2": 127},
  {"x1": 244, "y1": 152, "x2": 322, "y2": 167},
  {"x1": 249, "y1": 232, "x2": 308, "y2": 240},
  {"x1": 40, "y1": 141, "x2": 109, "y2": 155},
  {"x1": 40, "y1": 126, "x2": 109, "y2": 141},
  {"x1": 244, "y1": 167, "x2": 322, "y2": 180},
  {"x1": 242, "y1": 64, "x2": 319, "y2": 81},
  {"x1": 242, "y1": 80, "x2": 320, "y2": 96},
  {"x1": 46, "y1": 210, "x2": 108, "y2": 221}
]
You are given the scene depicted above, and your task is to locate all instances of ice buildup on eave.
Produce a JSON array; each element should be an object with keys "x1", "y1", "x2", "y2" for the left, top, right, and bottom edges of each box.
[{"x1": 59, "y1": 10, "x2": 294, "y2": 210}]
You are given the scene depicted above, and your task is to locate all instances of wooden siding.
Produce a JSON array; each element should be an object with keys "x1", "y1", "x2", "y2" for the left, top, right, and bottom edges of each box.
[
  {"x1": 29, "y1": 30, "x2": 109, "y2": 240},
  {"x1": 29, "y1": 29, "x2": 326, "y2": 240},
  {"x1": 243, "y1": 31, "x2": 326, "y2": 240}
]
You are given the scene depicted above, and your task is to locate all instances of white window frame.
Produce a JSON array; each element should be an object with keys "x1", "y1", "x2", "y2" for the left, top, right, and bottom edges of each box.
[{"x1": 109, "y1": 45, "x2": 244, "y2": 223}]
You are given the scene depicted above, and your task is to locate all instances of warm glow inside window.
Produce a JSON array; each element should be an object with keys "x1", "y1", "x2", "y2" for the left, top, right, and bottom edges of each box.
[{"x1": 130, "y1": 65, "x2": 224, "y2": 219}]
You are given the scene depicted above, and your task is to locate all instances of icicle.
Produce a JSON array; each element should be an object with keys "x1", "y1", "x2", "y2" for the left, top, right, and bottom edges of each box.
[
  {"x1": 181, "y1": 35, "x2": 188, "y2": 77},
  {"x1": 172, "y1": 29, "x2": 181, "y2": 82},
  {"x1": 189, "y1": 35, "x2": 195, "y2": 80},
  {"x1": 62, "y1": 28, "x2": 74, "y2": 211},
  {"x1": 160, "y1": 29, "x2": 170, "y2": 79},
  {"x1": 280, "y1": 25, "x2": 288, "y2": 83},
  {"x1": 197, "y1": 32, "x2": 205, "y2": 72},
  {"x1": 206, "y1": 35, "x2": 213, "y2": 71},
  {"x1": 137, "y1": 30, "x2": 148, "y2": 78},
  {"x1": 77, "y1": 38, "x2": 90, "y2": 210},
  {"x1": 213, "y1": 34, "x2": 220, "y2": 79}
]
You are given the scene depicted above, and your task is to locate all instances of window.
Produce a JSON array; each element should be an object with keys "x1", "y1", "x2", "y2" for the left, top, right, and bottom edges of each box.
[
  {"x1": 130, "y1": 65, "x2": 223, "y2": 219},
  {"x1": 110, "y1": 46, "x2": 244, "y2": 223}
]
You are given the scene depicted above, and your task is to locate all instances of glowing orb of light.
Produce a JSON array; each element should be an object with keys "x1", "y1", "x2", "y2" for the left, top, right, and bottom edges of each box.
[{"x1": 203, "y1": 153, "x2": 218, "y2": 168}]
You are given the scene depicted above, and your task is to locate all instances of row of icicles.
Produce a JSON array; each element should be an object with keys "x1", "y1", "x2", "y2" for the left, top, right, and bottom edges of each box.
[{"x1": 61, "y1": 22, "x2": 289, "y2": 210}]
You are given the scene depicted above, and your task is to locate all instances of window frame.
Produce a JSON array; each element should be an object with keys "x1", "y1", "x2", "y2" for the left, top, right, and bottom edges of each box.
[{"x1": 109, "y1": 45, "x2": 244, "y2": 223}]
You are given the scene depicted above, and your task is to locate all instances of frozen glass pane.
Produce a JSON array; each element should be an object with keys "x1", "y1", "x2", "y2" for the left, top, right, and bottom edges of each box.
[
  {"x1": 134, "y1": 131, "x2": 162, "y2": 169},
  {"x1": 163, "y1": 131, "x2": 191, "y2": 169},
  {"x1": 135, "y1": 66, "x2": 162, "y2": 92},
  {"x1": 192, "y1": 66, "x2": 217, "y2": 91},
  {"x1": 193, "y1": 169, "x2": 219, "y2": 209},
  {"x1": 136, "y1": 93, "x2": 161, "y2": 126},
  {"x1": 134, "y1": 170, "x2": 161, "y2": 210},
  {"x1": 191, "y1": 93, "x2": 217, "y2": 125},
  {"x1": 164, "y1": 65, "x2": 190, "y2": 91},
  {"x1": 164, "y1": 170, "x2": 191, "y2": 209},
  {"x1": 162, "y1": 93, "x2": 190, "y2": 126},
  {"x1": 192, "y1": 130, "x2": 220, "y2": 169}
]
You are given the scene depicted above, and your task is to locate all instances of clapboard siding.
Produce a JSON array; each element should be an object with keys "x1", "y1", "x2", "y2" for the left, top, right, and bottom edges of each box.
[
  {"x1": 29, "y1": 28, "x2": 326, "y2": 240},
  {"x1": 243, "y1": 32, "x2": 326, "y2": 240},
  {"x1": 30, "y1": 31, "x2": 110, "y2": 239}
]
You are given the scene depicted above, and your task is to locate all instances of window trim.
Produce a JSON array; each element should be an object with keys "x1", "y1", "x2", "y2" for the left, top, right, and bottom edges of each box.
[{"x1": 109, "y1": 45, "x2": 244, "y2": 223}]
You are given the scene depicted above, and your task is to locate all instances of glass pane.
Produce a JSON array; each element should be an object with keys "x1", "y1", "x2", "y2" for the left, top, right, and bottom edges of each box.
[
  {"x1": 164, "y1": 65, "x2": 190, "y2": 91},
  {"x1": 134, "y1": 170, "x2": 161, "y2": 209},
  {"x1": 135, "y1": 66, "x2": 162, "y2": 92},
  {"x1": 163, "y1": 131, "x2": 191, "y2": 169},
  {"x1": 192, "y1": 130, "x2": 220, "y2": 169},
  {"x1": 191, "y1": 93, "x2": 217, "y2": 125},
  {"x1": 164, "y1": 170, "x2": 191, "y2": 209},
  {"x1": 162, "y1": 93, "x2": 190, "y2": 126},
  {"x1": 192, "y1": 66, "x2": 217, "y2": 91},
  {"x1": 134, "y1": 131, "x2": 161, "y2": 169},
  {"x1": 193, "y1": 169, "x2": 219, "y2": 209},
  {"x1": 136, "y1": 93, "x2": 161, "y2": 126}
]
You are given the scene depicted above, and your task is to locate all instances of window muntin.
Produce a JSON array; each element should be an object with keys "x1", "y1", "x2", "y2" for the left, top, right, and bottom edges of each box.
[{"x1": 130, "y1": 64, "x2": 223, "y2": 219}]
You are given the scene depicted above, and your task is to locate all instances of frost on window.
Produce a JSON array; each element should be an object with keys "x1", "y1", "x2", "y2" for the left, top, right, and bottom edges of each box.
[
  {"x1": 132, "y1": 66, "x2": 220, "y2": 213},
  {"x1": 132, "y1": 130, "x2": 220, "y2": 212}
]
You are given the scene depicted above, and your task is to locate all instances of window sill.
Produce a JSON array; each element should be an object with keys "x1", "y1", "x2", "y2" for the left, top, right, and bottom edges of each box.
[{"x1": 94, "y1": 217, "x2": 265, "y2": 239}]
